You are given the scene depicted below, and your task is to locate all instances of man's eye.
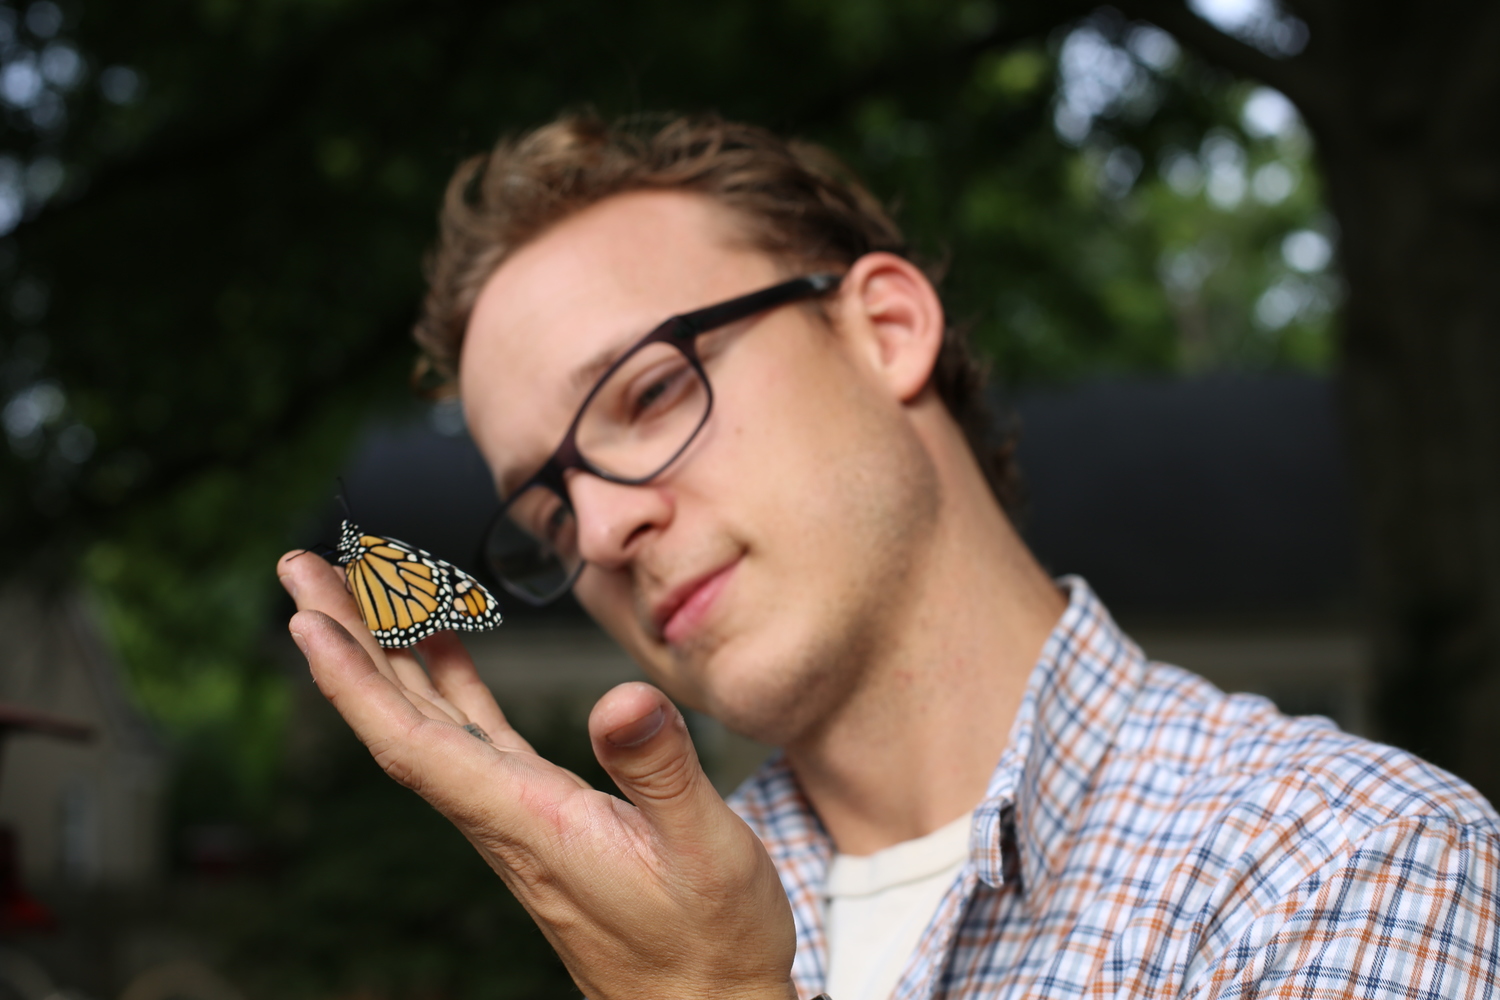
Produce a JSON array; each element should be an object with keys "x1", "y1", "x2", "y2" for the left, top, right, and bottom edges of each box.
[
  {"x1": 633, "y1": 376, "x2": 671, "y2": 412},
  {"x1": 528, "y1": 501, "x2": 562, "y2": 542},
  {"x1": 627, "y1": 367, "x2": 690, "y2": 419},
  {"x1": 544, "y1": 503, "x2": 569, "y2": 542}
]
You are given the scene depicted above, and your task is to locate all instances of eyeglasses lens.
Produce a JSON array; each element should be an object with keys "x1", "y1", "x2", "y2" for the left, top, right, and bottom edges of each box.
[
  {"x1": 484, "y1": 344, "x2": 711, "y2": 604},
  {"x1": 575, "y1": 341, "x2": 710, "y2": 480},
  {"x1": 486, "y1": 484, "x2": 580, "y2": 604}
]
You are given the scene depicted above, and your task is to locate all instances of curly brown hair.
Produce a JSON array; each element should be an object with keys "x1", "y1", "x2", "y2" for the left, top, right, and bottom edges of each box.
[{"x1": 414, "y1": 113, "x2": 1020, "y2": 514}]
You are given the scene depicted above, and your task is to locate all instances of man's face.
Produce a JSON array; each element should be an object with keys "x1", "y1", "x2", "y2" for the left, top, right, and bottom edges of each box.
[{"x1": 460, "y1": 191, "x2": 939, "y2": 746}]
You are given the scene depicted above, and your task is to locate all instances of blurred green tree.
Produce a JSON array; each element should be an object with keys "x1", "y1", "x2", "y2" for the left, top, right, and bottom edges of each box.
[{"x1": 0, "y1": 0, "x2": 1332, "y2": 735}]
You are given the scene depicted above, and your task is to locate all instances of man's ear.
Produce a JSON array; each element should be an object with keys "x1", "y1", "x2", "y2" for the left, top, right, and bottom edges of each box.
[{"x1": 834, "y1": 253, "x2": 945, "y2": 404}]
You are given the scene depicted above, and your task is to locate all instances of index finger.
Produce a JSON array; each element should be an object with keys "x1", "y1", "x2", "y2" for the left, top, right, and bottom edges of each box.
[{"x1": 278, "y1": 549, "x2": 397, "y2": 681}]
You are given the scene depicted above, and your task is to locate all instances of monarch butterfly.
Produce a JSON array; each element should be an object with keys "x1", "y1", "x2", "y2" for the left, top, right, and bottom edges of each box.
[{"x1": 334, "y1": 519, "x2": 502, "y2": 648}]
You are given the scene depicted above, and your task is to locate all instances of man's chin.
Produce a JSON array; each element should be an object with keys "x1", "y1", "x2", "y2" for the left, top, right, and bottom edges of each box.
[
  {"x1": 692, "y1": 644, "x2": 848, "y2": 748},
  {"x1": 627, "y1": 607, "x2": 857, "y2": 746}
]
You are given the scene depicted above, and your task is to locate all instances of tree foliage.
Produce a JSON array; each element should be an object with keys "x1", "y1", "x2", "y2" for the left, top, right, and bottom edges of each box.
[
  {"x1": 0, "y1": 1, "x2": 1329, "y2": 720},
  {"x1": 1, "y1": 0, "x2": 1340, "y2": 844}
]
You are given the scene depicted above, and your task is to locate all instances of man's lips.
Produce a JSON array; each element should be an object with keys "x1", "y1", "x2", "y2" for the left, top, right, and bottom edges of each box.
[{"x1": 651, "y1": 558, "x2": 740, "y2": 645}]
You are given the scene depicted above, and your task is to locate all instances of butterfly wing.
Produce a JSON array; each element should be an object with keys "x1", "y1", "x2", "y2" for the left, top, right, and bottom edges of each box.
[
  {"x1": 441, "y1": 563, "x2": 503, "y2": 633},
  {"x1": 337, "y1": 521, "x2": 501, "y2": 648}
]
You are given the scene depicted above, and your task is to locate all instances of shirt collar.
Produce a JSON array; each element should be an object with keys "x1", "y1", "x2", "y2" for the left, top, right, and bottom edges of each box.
[
  {"x1": 728, "y1": 576, "x2": 1147, "y2": 952},
  {"x1": 972, "y1": 576, "x2": 1147, "y2": 892}
]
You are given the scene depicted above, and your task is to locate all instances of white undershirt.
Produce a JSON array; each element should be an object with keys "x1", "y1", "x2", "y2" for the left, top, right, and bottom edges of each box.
[{"x1": 823, "y1": 812, "x2": 973, "y2": 1000}]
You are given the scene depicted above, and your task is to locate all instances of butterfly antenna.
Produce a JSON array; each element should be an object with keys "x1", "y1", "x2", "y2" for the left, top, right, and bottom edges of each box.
[
  {"x1": 284, "y1": 542, "x2": 339, "y2": 564},
  {"x1": 334, "y1": 477, "x2": 352, "y2": 518}
]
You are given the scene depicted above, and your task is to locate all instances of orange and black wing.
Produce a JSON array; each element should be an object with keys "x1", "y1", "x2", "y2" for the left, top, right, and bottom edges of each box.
[
  {"x1": 345, "y1": 536, "x2": 450, "y2": 647},
  {"x1": 443, "y1": 566, "x2": 502, "y2": 633},
  {"x1": 337, "y1": 521, "x2": 501, "y2": 648}
]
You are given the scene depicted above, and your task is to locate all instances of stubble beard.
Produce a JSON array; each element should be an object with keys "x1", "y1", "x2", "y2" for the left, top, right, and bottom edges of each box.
[{"x1": 693, "y1": 423, "x2": 944, "y2": 749}]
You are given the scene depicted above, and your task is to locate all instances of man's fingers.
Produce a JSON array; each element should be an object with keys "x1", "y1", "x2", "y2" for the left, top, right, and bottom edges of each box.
[
  {"x1": 293, "y1": 609, "x2": 457, "y2": 730},
  {"x1": 293, "y1": 610, "x2": 489, "y2": 790},
  {"x1": 280, "y1": 551, "x2": 470, "y2": 721},
  {"x1": 588, "y1": 682, "x2": 722, "y2": 842},
  {"x1": 387, "y1": 648, "x2": 469, "y2": 726},
  {"x1": 291, "y1": 608, "x2": 582, "y2": 845},
  {"x1": 292, "y1": 608, "x2": 427, "y2": 741},
  {"x1": 278, "y1": 550, "x2": 396, "y2": 683},
  {"x1": 418, "y1": 631, "x2": 534, "y2": 753}
]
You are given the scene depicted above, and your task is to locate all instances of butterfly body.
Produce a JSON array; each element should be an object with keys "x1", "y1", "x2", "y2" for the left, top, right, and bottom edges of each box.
[{"x1": 335, "y1": 519, "x2": 502, "y2": 648}]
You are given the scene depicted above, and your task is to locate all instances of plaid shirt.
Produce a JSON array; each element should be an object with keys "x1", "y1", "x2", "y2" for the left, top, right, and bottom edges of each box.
[{"x1": 729, "y1": 578, "x2": 1500, "y2": 1000}]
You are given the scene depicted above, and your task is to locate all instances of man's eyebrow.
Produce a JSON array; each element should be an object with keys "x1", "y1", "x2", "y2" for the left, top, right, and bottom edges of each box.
[
  {"x1": 568, "y1": 327, "x2": 651, "y2": 393},
  {"x1": 493, "y1": 322, "x2": 659, "y2": 499}
]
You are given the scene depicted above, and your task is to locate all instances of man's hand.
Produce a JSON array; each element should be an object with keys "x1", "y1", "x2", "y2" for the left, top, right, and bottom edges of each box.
[{"x1": 277, "y1": 551, "x2": 798, "y2": 1000}]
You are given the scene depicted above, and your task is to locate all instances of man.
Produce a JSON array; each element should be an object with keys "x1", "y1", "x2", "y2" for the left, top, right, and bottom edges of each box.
[{"x1": 277, "y1": 115, "x2": 1499, "y2": 1000}]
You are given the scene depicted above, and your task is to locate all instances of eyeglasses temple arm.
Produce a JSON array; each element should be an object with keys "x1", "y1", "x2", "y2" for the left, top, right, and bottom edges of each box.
[{"x1": 675, "y1": 273, "x2": 843, "y2": 337}]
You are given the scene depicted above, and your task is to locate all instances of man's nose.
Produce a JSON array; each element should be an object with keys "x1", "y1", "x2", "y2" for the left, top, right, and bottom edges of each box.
[{"x1": 567, "y1": 472, "x2": 674, "y2": 569}]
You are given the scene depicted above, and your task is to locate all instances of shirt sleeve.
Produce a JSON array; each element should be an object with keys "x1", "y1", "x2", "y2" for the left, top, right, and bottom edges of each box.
[{"x1": 1194, "y1": 815, "x2": 1500, "y2": 999}]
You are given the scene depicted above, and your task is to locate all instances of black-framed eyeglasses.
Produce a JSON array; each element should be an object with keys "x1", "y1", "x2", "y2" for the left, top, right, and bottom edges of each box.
[{"x1": 481, "y1": 272, "x2": 843, "y2": 605}]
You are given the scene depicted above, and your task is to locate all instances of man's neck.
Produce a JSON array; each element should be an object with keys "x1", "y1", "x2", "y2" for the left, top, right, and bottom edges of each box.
[{"x1": 783, "y1": 425, "x2": 1066, "y2": 857}]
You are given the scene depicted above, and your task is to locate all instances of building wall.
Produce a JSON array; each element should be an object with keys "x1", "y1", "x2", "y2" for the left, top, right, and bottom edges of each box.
[{"x1": 0, "y1": 590, "x2": 166, "y2": 886}]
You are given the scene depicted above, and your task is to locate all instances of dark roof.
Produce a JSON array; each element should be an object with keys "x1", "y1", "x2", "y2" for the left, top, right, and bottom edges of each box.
[
  {"x1": 1014, "y1": 374, "x2": 1358, "y2": 618},
  {"x1": 331, "y1": 374, "x2": 1359, "y2": 623}
]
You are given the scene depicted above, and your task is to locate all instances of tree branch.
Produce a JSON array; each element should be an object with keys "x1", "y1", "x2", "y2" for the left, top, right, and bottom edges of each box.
[
  {"x1": 1109, "y1": 0, "x2": 1336, "y2": 127},
  {"x1": 1280, "y1": 0, "x2": 1341, "y2": 46}
]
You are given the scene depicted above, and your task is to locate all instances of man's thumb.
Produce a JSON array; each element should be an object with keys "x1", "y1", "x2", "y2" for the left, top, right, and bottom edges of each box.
[{"x1": 589, "y1": 682, "x2": 717, "y2": 836}]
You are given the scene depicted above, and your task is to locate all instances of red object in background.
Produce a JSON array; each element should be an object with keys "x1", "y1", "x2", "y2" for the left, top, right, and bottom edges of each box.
[
  {"x1": 0, "y1": 825, "x2": 55, "y2": 932},
  {"x1": 0, "y1": 701, "x2": 94, "y2": 936}
]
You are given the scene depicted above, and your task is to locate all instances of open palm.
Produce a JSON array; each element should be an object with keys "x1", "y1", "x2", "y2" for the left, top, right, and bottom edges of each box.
[{"x1": 276, "y1": 551, "x2": 797, "y2": 1000}]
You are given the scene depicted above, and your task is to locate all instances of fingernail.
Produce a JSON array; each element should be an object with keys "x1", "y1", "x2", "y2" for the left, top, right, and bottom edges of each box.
[
  {"x1": 605, "y1": 706, "x2": 666, "y2": 748},
  {"x1": 279, "y1": 575, "x2": 298, "y2": 600},
  {"x1": 290, "y1": 630, "x2": 309, "y2": 657}
]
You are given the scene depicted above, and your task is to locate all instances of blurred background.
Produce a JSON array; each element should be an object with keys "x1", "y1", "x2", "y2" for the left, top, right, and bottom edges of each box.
[{"x1": 0, "y1": 0, "x2": 1495, "y2": 995}]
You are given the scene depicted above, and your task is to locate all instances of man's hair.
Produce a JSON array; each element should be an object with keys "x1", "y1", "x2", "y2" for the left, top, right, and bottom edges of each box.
[{"x1": 414, "y1": 113, "x2": 1020, "y2": 514}]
